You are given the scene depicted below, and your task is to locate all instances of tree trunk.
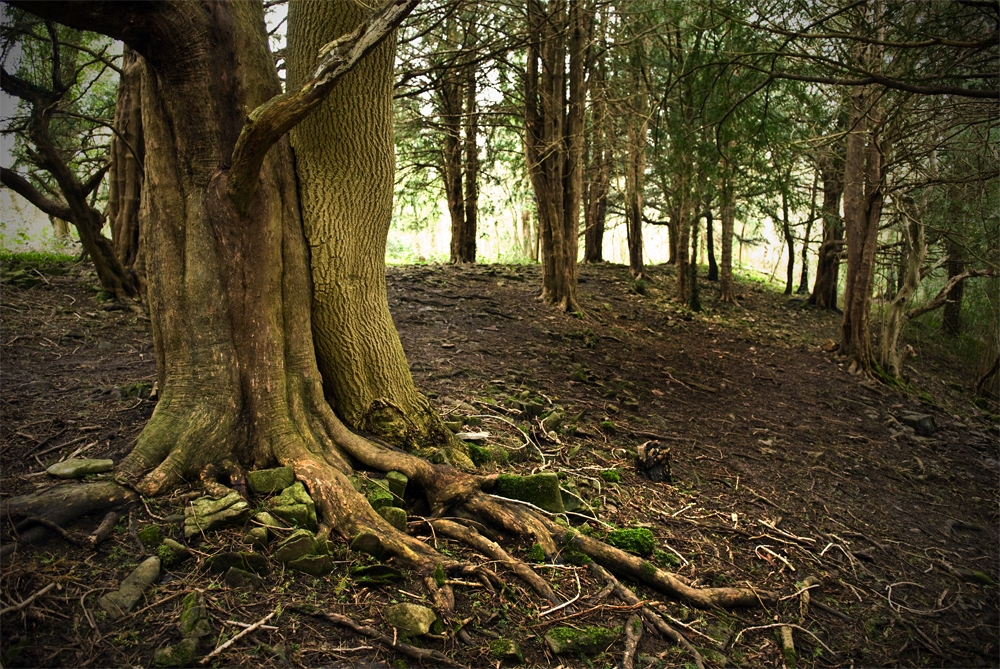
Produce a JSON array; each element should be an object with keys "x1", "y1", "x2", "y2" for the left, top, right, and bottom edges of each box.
[
  {"x1": 288, "y1": 1, "x2": 467, "y2": 461},
  {"x1": 461, "y1": 63, "x2": 478, "y2": 263},
  {"x1": 840, "y1": 81, "x2": 885, "y2": 374},
  {"x1": 688, "y1": 211, "x2": 701, "y2": 311},
  {"x1": 706, "y1": 205, "x2": 718, "y2": 282},
  {"x1": 441, "y1": 64, "x2": 465, "y2": 263},
  {"x1": 943, "y1": 238, "x2": 965, "y2": 335},
  {"x1": 781, "y1": 187, "x2": 795, "y2": 295},
  {"x1": 808, "y1": 150, "x2": 845, "y2": 310},
  {"x1": 623, "y1": 49, "x2": 648, "y2": 278},
  {"x1": 674, "y1": 164, "x2": 694, "y2": 303},
  {"x1": 878, "y1": 207, "x2": 924, "y2": 377},
  {"x1": 107, "y1": 46, "x2": 144, "y2": 275},
  {"x1": 525, "y1": 0, "x2": 583, "y2": 312},
  {"x1": 584, "y1": 57, "x2": 609, "y2": 263},
  {"x1": 719, "y1": 168, "x2": 736, "y2": 303},
  {"x1": 797, "y1": 168, "x2": 818, "y2": 294}
]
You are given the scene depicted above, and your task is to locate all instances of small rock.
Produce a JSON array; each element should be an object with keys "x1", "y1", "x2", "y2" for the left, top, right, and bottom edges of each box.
[
  {"x1": 541, "y1": 411, "x2": 564, "y2": 433},
  {"x1": 496, "y1": 472, "x2": 565, "y2": 513},
  {"x1": 268, "y1": 482, "x2": 317, "y2": 531},
  {"x1": 349, "y1": 531, "x2": 386, "y2": 560},
  {"x1": 138, "y1": 526, "x2": 162, "y2": 548},
  {"x1": 205, "y1": 551, "x2": 244, "y2": 574},
  {"x1": 184, "y1": 491, "x2": 251, "y2": 540},
  {"x1": 385, "y1": 602, "x2": 438, "y2": 636},
  {"x1": 247, "y1": 466, "x2": 295, "y2": 494},
  {"x1": 900, "y1": 413, "x2": 937, "y2": 436},
  {"x1": 821, "y1": 339, "x2": 839, "y2": 353},
  {"x1": 378, "y1": 506, "x2": 408, "y2": 532},
  {"x1": 489, "y1": 638, "x2": 524, "y2": 665},
  {"x1": 347, "y1": 475, "x2": 363, "y2": 492},
  {"x1": 252, "y1": 511, "x2": 282, "y2": 528},
  {"x1": 224, "y1": 567, "x2": 263, "y2": 589},
  {"x1": 385, "y1": 471, "x2": 408, "y2": 500},
  {"x1": 350, "y1": 564, "x2": 404, "y2": 585},
  {"x1": 274, "y1": 529, "x2": 321, "y2": 564},
  {"x1": 152, "y1": 638, "x2": 199, "y2": 667},
  {"x1": 366, "y1": 483, "x2": 394, "y2": 511},
  {"x1": 179, "y1": 592, "x2": 212, "y2": 638},
  {"x1": 243, "y1": 527, "x2": 270, "y2": 549},
  {"x1": 240, "y1": 551, "x2": 269, "y2": 575},
  {"x1": 559, "y1": 480, "x2": 585, "y2": 513},
  {"x1": 158, "y1": 538, "x2": 191, "y2": 567},
  {"x1": 98, "y1": 556, "x2": 161, "y2": 619},
  {"x1": 288, "y1": 554, "x2": 334, "y2": 576},
  {"x1": 46, "y1": 458, "x2": 114, "y2": 479}
]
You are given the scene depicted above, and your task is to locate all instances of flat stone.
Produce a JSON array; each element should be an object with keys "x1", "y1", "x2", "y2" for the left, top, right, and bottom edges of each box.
[
  {"x1": 179, "y1": 592, "x2": 212, "y2": 639},
  {"x1": 97, "y1": 556, "x2": 161, "y2": 619},
  {"x1": 158, "y1": 538, "x2": 191, "y2": 567},
  {"x1": 184, "y1": 491, "x2": 251, "y2": 540},
  {"x1": 288, "y1": 554, "x2": 334, "y2": 576},
  {"x1": 46, "y1": 458, "x2": 114, "y2": 479},
  {"x1": 247, "y1": 466, "x2": 296, "y2": 494},
  {"x1": 350, "y1": 564, "x2": 404, "y2": 586},
  {"x1": 385, "y1": 602, "x2": 437, "y2": 636},
  {"x1": 152, "y1": 638, "x2": 199, "y2": 667},
  {"x1": 366, "y1": 484, "x2": 394, "y2": 511},
  {"x1": 206, "y1": 551, "x2": 245, "y2": 574},
  {"x1": 378, "y1": 505, "x2": 408, "y2": 532},
  {"x1": 385, "y1": 471, "x2": 408, "y2": 500},
  {"x1": 240, "y1": 551, "x2": 268, "y2": 575},
  {"x1": 274, "y1": 529, "x2": 321, "y2": 563},
  {"x1": 900, "y1": 413, "x2": 937, "y2": 436},
  {"x1": 559, "y1": 480, "x2": 584, "y2": 513},
  {"x1": 497, "y1": 472, "x2": 565, "y2": 513},
  {"x1": 224, "y1": 566, "x2": 263, "y2": 589}
]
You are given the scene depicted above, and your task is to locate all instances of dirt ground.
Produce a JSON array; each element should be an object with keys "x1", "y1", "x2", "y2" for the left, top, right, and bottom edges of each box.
[{"x1": 1, "y1": 258, "x2": 997, "y2": 669}]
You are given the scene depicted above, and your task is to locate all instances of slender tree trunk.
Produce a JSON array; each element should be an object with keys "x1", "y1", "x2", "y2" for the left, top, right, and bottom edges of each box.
[
  {"x1": 706, "y1": 204, "x2": 718, "y2": 281},
  {"x1": 584, "y1": 58, "x2": 609, "y2": 263},
  {"x1": 797, "y1": 168, "x2": 818, "y2": 294},
  {"x1": 624, "y1": 122, "x2": 645, "y2": 278},
  {"x1": 461, "y1": 63, "x2": 478, "y2": 263},
  {"x1": 719, "y1": 168, "x2": 736, "y2": 303},
  {"x1": 878, "y1": 207, "x2": 924, "y2": 377},
  {"x1": 688, "y1": 210, "x2": 701, "y2": 311},
  {"x1": 808, "y1": 151, "x2": 845, "y2": 310},
  {"x1": 781, "y1": 187, "x2": 795, "y2": 295},
  {"x1": 440, "y1": 63, "x2": 465, "y2": 263}
]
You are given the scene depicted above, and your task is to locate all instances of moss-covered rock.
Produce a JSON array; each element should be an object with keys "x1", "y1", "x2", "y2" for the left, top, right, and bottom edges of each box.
[
  {"x1": 526, "y1": 543, "x2": 546, "y2": 563},
  {"x1": 243, "y1": 526, "x2": 269, "y2": 549},
  {"x1": 288, "y1": 554, "x2": 334, "y2": 576},
  {"x1": 599, "y1": 468, "x2": 621, "y2": 484},
  {"x1": 385, "y1": 603, "x2": 437, "y2": 636},
  {"x1": 366, "y1": 482, "x2": 395, "y2": 511},
  {"x1": 606, "y1": 528, "x2": 656, "y2": 556},
  {"x1": 350, "y1": 531, "x2": 387, "y2": 560},
  {"x1": 544, "y1": 625, "x2": 620, "y2": 654},
  {"x1": 179, "y1": 592, "x2": 211, "y2": 639},
  {"x1": 137, "y1": 525, "x2": 162, "y2": 548},
  {"x1": 497, "y1": 472, "x2": 565, "y2": 513},
  {"x1": 378, "y1": 505, "x2": 408, "y2": 532},
  {"x1": 158, "y1": 538, "x2": 191, "y2": 567},
  {"x1": 273, "y1": 529, "x2": 322, "y2": 564},
  {"x1": 184, "y1": 491, "x2": 251, "y2": 540},
  {"x1": 268, "y1": 482, "x2": 317, "y2": 531},
  {"x1": 46, "y1": 458, "x2": 114, "y2": 479},
  {"x1": 152, "y1": 638, "x2": 199, "y2": 667},
  {"x1": 246, "y1": 466, "x2": 295, "y2": 495},
  {"x1": 467, "y1": 443, "x2": 492, "y2": 467},
  {"x1": 224, "y1": 566, "x2": 263, "y2": 590},
  {"x1": 97, "y1": 556, "x2": 161, "y2": 619},
  {"x1": 385, "y1": 471, "x2": 408, "y2": 500},
  {"x1": 489, "y1": 638, "x2": 524, "y2": 664}
]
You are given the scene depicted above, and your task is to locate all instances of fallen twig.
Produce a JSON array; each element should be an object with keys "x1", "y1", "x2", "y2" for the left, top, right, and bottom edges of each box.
[
  {"x1": 200, "y1": 610, "x2": 276, "y2": 664},
  {"x1": 733, "y1": 622, "x2": 836, "y2": 657},
  {"x1": 0, "y1": 582, "x2": 57, "y2": 616},
  {"x1": 621, "y1": 614, "x2": 642, "y2": 669}
]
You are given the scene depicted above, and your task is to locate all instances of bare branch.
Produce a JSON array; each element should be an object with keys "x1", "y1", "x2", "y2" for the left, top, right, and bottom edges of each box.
[
  {"x1": 228, "y1": 0, "x2": 420, "y2": 212},
  {"x1": 1, "y1": 167, "x2": 74, "y2": 220},
  {"x1": 906, "y1": 268, "x2": 996, "y2": 320}
]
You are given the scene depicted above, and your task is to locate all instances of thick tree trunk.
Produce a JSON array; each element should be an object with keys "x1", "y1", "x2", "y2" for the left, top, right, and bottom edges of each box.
[
  {"x1": 107, "y1": 46, "x2": 144, "y2": 275},
  {"x1": 943, "y1": 238, "x2": 965, "y2": 335},
  {"x1": 840, "y1": 83, "x2": 885, "y2": 374},
  {"x1": 808, "y1": 151, "x2": 845, "y2": 310},
  {"x1": 288, "y1": 1, "x2": 467, "y2": 462},
  {"x1": 525, "y1": 0, "x2": 583, "y2": 312}
]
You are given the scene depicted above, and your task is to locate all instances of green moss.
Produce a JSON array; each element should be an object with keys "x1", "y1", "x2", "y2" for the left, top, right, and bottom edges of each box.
[
  {"x1": 433, "y1": 563, "x2": 447, "y2": 587},
  {"x1": 640, "y1": 560, "x2": 658, "y2": 578},
  {"x1": 137, "y1": 525, "x2": 161, "y2": 548},
  {"x1": 652, "y1": 548, "x2": 680, "y2": 568},
  {"x1": 545, "y1": 625, "x2": 620, "y2": 654},
  {"x1": 496, "y1": 473, "x2": 565, "y2": 513},
  {"x1": 599, "y1": 469, "x2": 621, "y2": 484},
  {"x1": 600, "y1": 420, "x2": 616, "y2": 434},
  {"x1": 527, "y1": 544, "x2": 546, "y2": 563},
  {"x1": 468, "y1": 443, "x2": 492, "y2": 467},
  {"x1": 366, "y1": 484, "x2": 395, "y2": 511},
  {"x1": 562, "y1": 548, "x2": 592, "y2": 566},
  {"x1": 606, "y1": 528, "x2": 655, "y2": 556}
]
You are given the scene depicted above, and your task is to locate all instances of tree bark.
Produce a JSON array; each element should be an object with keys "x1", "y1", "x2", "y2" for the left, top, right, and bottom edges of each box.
[
  {"x1": 878, "y1": 206, "x2": 925, "y2": 377},
  {"x1": 808, "y1": 149, "x2": 845, "y2": 310},
  {"x1": 706, "y1": 205, "x2": 718, "y2": 282},
  {"x1": 780, "y1": 185, "x2": 795, "y2": 296},
  {"x1": 797, "y1": 168, "x2": 819, "y2": 294},
  {"x1": 106, "y1": 46, "x2": 144, "y2": 275},
  {"x1": 584, "y1": 52, "x2": 609, "y2": 264},
  {"x1": 719, "y1": 167, "x2": 736, "y2": 303},
  {"x1": 461, "y1": 62, "x2": 479, "y2": 263},
  {"x1": 624, "y1": 48, "x2": 648, "y2": 278}
]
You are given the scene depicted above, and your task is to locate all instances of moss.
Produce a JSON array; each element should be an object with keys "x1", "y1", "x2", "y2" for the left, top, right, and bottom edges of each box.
[
  {"x1": 599, "y1": 469, "x2": 621, "y2": 484},
  {"x1": 496, "y1": 473, "x2": 565, "y2": 513},
  {"x1": 562, "y1": 548, "x2": 592, "y2": 566},
  {"x1": 488, "y1": 638, "x2": 524, "y2": 663},
  {"x1": 545, "y1": 625, "x2": 620, "y2": 654},
  {"x1": 639, "y1": 560, "x2": 658, "y2": 578},
  {"x1": 137, "y1": 525, "x2": 161, "y2": 548},
  {"x1": 606, "y1": 528, "x2": 656, "y2": 556},
  {"x1": 468, "y1": 443, "x2": 492, "y2": 467},
  {"x1": 600, "y1": 420, "x2": 616, "y2": 434},
  {"x1": 652, "y1": 548, "x2": 680, "y2": 568},
  {"x1": 433, "y1": 563, "x2": 447, "y2": 587},
  {"x1": 527, "y1": 544, "x2": 546, "y2": 563}
]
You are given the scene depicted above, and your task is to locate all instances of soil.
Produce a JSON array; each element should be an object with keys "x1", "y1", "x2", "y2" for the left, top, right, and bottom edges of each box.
[{"x1": 1, "y1": 259, "x2": 997, "y2": 669}]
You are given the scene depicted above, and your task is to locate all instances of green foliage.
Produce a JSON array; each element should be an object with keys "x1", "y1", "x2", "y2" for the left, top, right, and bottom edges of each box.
[
  {"x1": 599, "y1": 469, "x2": 621, "y2": 484},
  {"x1": 526, "y1": 543, "x2": 545, "y2": 563}
]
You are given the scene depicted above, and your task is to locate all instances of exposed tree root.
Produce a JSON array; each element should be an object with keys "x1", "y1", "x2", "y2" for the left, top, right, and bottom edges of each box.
[{"x1": 292, "y1": 605, "x2": 466, "y2": 668}]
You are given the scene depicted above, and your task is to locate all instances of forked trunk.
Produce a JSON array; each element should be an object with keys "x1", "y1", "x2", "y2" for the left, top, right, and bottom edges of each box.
[
  {"x1": 107, "y1": 46, "x2": 144, "y2": 274},
  {"x1": 877, "y1": 209, "x2": 924, "y2": 378}
]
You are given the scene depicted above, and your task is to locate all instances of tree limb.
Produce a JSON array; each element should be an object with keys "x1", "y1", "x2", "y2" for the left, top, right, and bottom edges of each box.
[
  {"x1": 1, "y1": 167, "x2": 74, "y2": 220},
  {"x1": 228, "y1": 0, "x2": 420, "y2": 212},
  {"x1": 906, "y1": 268, "x2": 995, "y2": 320}
]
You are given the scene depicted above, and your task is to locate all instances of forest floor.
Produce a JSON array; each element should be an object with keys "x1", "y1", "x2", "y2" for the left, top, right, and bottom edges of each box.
[{"x1": 1, "y1": 257, "x2": 997, "y2": 669}]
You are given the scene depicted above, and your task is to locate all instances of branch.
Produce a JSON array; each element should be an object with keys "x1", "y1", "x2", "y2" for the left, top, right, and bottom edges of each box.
[
  {"x1": 228, "y1": 0, "x2": 420, "y2": 212},
  {"x1": 0, "y1": 67, "x2": 50, "y2": 106},
  {"x1": 1, "y1": 167, "x2": 74, "y2": 220},
  {"x1": 906, "y1": 268, "x2": 995, "y2": 320},
  {"x1": 81, "y1": 162, "x2": 111, "y2": 198}
]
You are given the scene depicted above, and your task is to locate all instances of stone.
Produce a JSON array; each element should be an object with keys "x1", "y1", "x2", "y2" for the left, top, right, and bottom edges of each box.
[
  {"x1": 384, "y1": 603, "x2": 438, "y2": 636},
  {"x1": 489, "y1": 638, "x2": 524, "y2": 664},
  {"x1": 97, "y1": 556, "x2": 161, "y2": 619},
  {"x1": 349, "y1": 531, "x2": 386, "y2": 560},
  {"x1": 157, "y1": 538, "x2": 191, "y2": 567},
  {"x1": 385, "y1": 471, "x2": 408, "y2": 500},
  {"x1": 247, "y1": 466, "x2": 295, "y2": 494},
  {"x1": 179, "y1": 592, "x2": 212, "y2": 639},
  {"x1": 559, "y1": 480, "x2": 584, "y2": 513},
  {"x1": 243, "y1": 527, "x2": 269, "y2": 549},
  {"x1": 138, "y1": 525, "x2": 162, "y2": 548},
  {"x1": 900, "y1": 413, "x2": 937, "y2": 436},
  {"x1": 273, "y1": 529, "x2": 321, "y2": 564},
  {"x1": 350, "y1": 564, "x2": 404, "y2": 586},
  {"x1": 224, "y1": 566, "x2": 263, "y2": 589},
  {"x1": 46, "y1": 458, "x2": 114, "y2": 479},
  {"x1": 206, "y1": 551, "x2": 244, "y2": 574},
  {"x1": 253, "y1": 511, "x2": 282, "y2": 528},
  {"x1": 378, "y1": 506, "x2": 408, "y2": 532},
  {"x1": 268, "y1": 482, "x2": 317, "y2": 531},
  {"x1": 288, "y1": 554, "x2": 334, "y2": 576},
  {"x1": 347, "y1": 475, "x2": 363, "y2": 492},
  {"x1": 152, "y1": 638, "x2": 199, "y2": 667},
  {"x1": 544, "y1": 625, "x2": 619, "y2": 655},
  {"x1": 496, "y1": 472, "x2": 565, "y2": 514},
  {"x1": 184, "y1": 491, "x2": 251, "y2": 540},
  {"x1": 541, "y1": 411, "x2": 564, "y2": 433},
  {"x1": 366, "y1": 483, "x2": 394, "y2": 511}
]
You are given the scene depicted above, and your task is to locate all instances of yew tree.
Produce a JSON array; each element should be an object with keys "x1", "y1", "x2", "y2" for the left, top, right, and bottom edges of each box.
[{"x1": 6, "y1": 0, "x2": 767, "y2": 624}]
